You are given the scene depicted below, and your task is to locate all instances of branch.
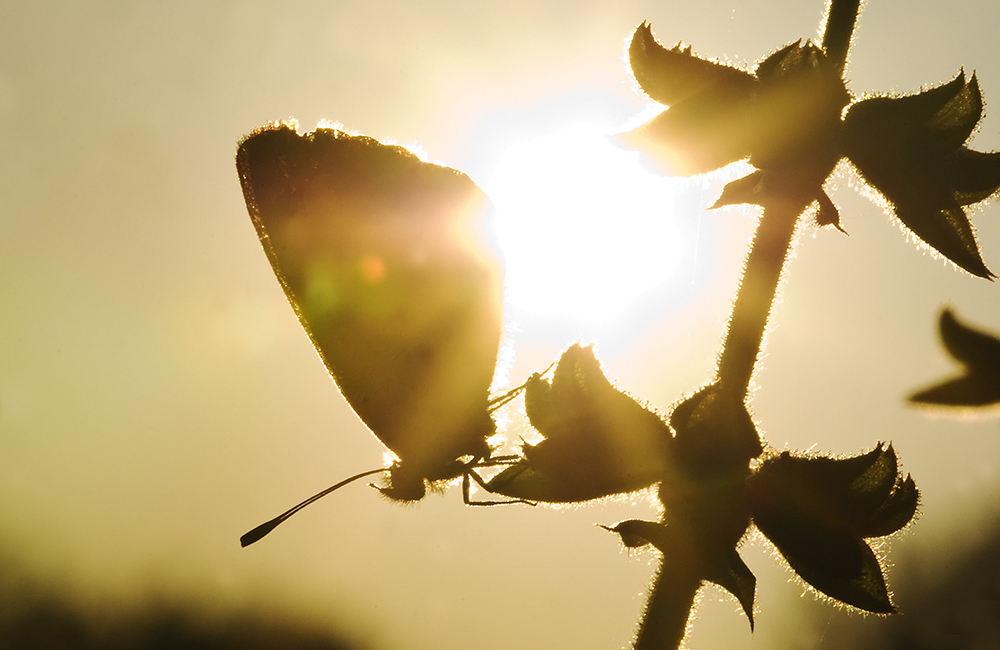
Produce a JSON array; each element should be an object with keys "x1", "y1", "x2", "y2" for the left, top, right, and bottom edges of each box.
[
  {"x1": 633, "y1": 561, "x2": 702, "y2": 650},
  {"x1": 822, "y1": 0, "x2": 861, "y2": 75},
  {"x1": 716, "y1": 196, "x2": 808, "y2": 400}
]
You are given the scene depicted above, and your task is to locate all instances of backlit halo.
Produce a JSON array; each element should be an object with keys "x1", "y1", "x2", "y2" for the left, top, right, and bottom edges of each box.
[{"x1": 488, "y1": 123, "x2": 684, "y2": 323}]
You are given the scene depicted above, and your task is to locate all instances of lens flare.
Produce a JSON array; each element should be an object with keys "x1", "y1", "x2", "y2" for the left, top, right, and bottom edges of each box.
[{"x1": 488, "y1": 123, "x2": 684, "y2": 322}]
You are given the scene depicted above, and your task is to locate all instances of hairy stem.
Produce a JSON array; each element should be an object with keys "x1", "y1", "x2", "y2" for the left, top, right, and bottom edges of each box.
[
  {"x1": 822, "y1": 0, "x2": 861, "y2": 75},
  {"x1": 631, "y1": 5, "x2": 864, "y2": 649},
  {"x1": 716, "y1": 197, "x2": 808, "y2": 401},
  {"x1": 639, "y1": 198, "x2": 809, "y2": 650},
  {"x1": 633, "y1": 562, "x2": 702, "y2": 650}
]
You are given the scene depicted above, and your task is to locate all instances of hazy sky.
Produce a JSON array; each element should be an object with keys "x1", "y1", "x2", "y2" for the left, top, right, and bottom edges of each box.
[{"x1": 1, "y1": 1, "x2": 1000, "y2": 649}]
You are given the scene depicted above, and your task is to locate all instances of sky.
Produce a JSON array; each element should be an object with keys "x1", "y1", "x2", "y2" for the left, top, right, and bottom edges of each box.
[{"x1": 1, "y1": 1, "x2": 1000, "y2": 649}]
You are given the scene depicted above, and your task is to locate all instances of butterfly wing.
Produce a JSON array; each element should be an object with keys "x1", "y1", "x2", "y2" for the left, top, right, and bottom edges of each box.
[{"x1": 236, "y1": 123, "x2": 504, "y2": 499}]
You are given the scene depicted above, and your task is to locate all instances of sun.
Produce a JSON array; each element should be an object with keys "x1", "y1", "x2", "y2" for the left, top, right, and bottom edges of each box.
[{"x1": 487, "y1": 123, "x2": 686, "y2": 323}]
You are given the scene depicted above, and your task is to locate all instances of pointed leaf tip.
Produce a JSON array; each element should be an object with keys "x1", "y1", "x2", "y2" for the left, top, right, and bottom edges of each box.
[
  {"x1": 896, "y1": 204, "x2": 993, "y2": 279},
  {"x1": 706, "y1": 549, "x2": 757, "y2": 631},
  {"x1": 629, "y1": 22, "x2": 756, "y2": 107},
  {"x1": 711, "y1": 171, "x2": 765, "y2": 209},
  {"x1": 603, "y1": 519, "x2": 661, "y2": 549},
  {"x1": 814, "y1": 191, "x2": 846, "y2": 233},
  {"x1": 623, "y1": 22, "x2": 761, "y2": 175}
]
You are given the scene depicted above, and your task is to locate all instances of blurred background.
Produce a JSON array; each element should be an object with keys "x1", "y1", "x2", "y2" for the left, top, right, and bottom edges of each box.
[{"x1": 1, "y1": 1, "x2": 999, "y2": 648}]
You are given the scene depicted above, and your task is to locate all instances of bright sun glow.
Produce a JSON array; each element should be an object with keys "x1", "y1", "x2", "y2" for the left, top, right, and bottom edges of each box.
[{"x1": 488, "y1": 123, "x2": 685, "y2": 323}]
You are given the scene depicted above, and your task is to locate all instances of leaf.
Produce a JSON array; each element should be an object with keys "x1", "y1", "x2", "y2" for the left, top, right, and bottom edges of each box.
[
  {"x1": 843, "y1": 74, "x2": 999, "y2": 278},
  {"x1": 628, "y1": 22, "x2": 757, "y2": 109},
  {"x1": 939, "y1": 308, "x2": 1000, "y2": 368},
  {"x1": 928, "y1": 73, "x2": 983, "y2": 150},
  {"x1": 601, "y1": 519, "x2": 664, "y2": 549},
  {"x1": 847, "y1": 444, "x2": 899, "y2": 514},
  {"x1": 710, "y1": 173, "x2": 845, "y2": 233},
  {"x1": 751, "y1": 446, "x2": 916, "y2": 537},
  {"x1": 781, "y1": 533, "x2": 896, "y2": 614},
  {"x1": 619, "y1": 23, "x2": 759, "y2": 175},
  {"x1": 602, "y1": 520, "x2": 757, "y2": 630},
  {"x1": 710, "y1": 171, "x2": 766, "y2": 209},
  {"x1": 911, "y1": 308, "x2": 1000, "y2": 407},
  {"x1": 486, "y1": 345, "x2": 672, "y2": 502},
  {"x1": 622, "y1": 29, "x2": 847, "y2": 186},
  {"x1": 895, "y1": 202, "x2": 992, "y2": 280},
  {"x1": 948, "y1": 148, "x2": 1000, "y2": 204},
  {"x1": 911, "y1": 376, "x2": 1000, "y2": 408},
  {"x1": 616, "y1": 96, "x2": 758, "y2": 177},
  {"x1": 749, "y1": 446, "x2": 918, "y2": 612},
  {"x1": 862, "y1": 474, "x2": 919, "y2": 538},
  {"x1": 814, "y1": 190, "x2": 845, "y2": 232},
  {"x1": 708, "y1": 548, "x2": 757, "y2": 631},
  {"x1": 844, "y1": 72, "x2": 972, "y2": 156},
  {"x1": 745, "y1": 41, "x2": 848, "y2": 176},
  {"x1": 669, "y1": 383, "x2": 763, "y2": 474}
]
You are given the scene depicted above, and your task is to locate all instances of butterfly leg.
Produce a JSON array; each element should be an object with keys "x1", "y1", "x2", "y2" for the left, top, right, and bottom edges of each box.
[{"x1": 462, "y1": 461, "x2": 535, "y2": 506}]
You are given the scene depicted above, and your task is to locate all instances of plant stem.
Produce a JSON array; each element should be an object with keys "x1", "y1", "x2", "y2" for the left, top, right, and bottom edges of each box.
[
  {"x1": 633, "y1": 561, "x2": 702, "y2": 650},
  {"x1": 631, "y1": 6, "x2": 865, "y2": 649},
  {"x1": 637, "y1": 197, "x2": 809, "y2": 650},
  {"x1": 822, "y1": 0, "x2": 861, "y2": 75},
  {"x1": 716, "y1": 197, "x2": 807, "y2": 401}
]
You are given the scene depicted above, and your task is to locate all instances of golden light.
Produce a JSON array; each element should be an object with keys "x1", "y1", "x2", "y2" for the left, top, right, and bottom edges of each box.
[{"x1": 488, "y1": 122, "x2": 686, "y2": 323}]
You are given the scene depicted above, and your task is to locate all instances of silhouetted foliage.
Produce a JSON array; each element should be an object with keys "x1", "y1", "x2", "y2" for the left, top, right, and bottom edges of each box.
[
  {"x1": 624, "y1": 25, "x2": 1000, "y2": 275},
  {"x1": 623, "y1": 24, "x2": 848, "y2": 211},
  {"x1": 235, "y1": 0, "x2": 999, "y2": 648},
  {"x1": 750, "y1": 445, "x2": 917, "y2": 613},
  {"x1": 844, "y1": 73, "x2": 1000, "y2": 278},
  {"x1": 911, "y1": 309, "x2": 1000, "y2": 407},
  {"x1": 487, "y1": 344, "x2": 672, "y2": 503}
]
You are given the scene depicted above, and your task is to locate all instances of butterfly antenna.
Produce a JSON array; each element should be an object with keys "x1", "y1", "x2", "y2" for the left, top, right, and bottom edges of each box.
[
  {"x1": 487, "y1": 361, "x2": 557, "y2": 412},
  {"x1": 240, "y1": 467, "x2": 387, "y2": 547},
  {"x1": 488, "y1": 384, "x2": 526, "y2": 411}
]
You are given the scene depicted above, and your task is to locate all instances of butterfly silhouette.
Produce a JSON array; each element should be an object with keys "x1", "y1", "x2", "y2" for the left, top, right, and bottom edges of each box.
[{"x1": 236, "y1": 123, "x2": 511, "y2": 545}]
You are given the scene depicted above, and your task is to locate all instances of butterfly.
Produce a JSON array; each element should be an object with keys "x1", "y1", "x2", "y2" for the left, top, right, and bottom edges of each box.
[{"x1": 236, "y1": 123, "x2": 511, "y2": 545}]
